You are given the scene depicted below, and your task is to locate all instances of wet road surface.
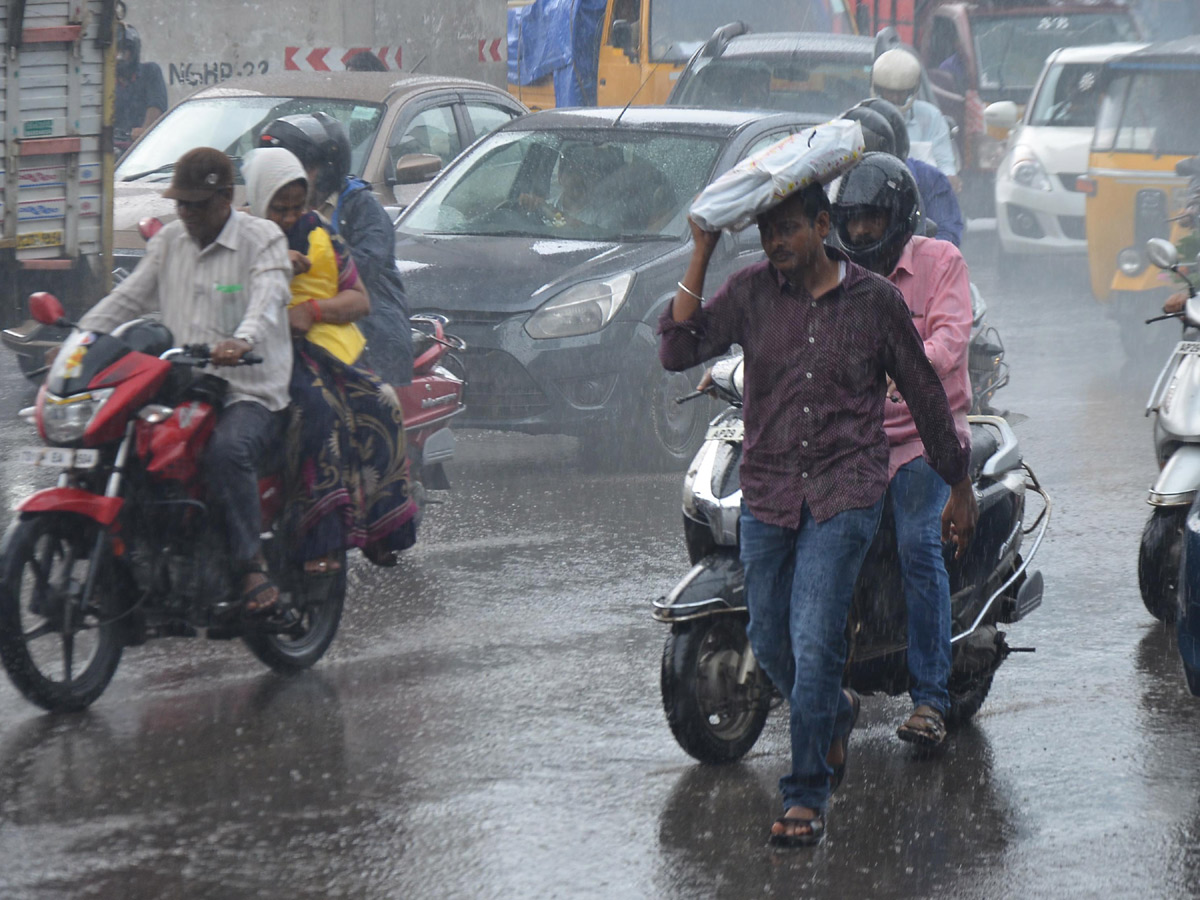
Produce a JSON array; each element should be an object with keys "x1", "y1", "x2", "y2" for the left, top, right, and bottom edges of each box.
[{"x1": 0, "y1": 234, "x2": 1199, "y2": 898}]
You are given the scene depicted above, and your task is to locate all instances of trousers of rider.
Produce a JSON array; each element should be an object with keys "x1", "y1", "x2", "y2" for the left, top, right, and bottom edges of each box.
[
  {"x1": 203, "y1": 401, "x2": 283, "y2": 562},
  {"x1": 889, "y1": 457, "x2": 953, "y2": 715}
]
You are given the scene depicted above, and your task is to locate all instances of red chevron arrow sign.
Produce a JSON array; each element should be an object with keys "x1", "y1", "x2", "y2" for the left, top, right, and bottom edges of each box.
[
  {"x1": 478, "y1": 38, "x2": 502, "y2": 63},
  {"x1": 284, "y1": 47, "x2": 403, "y2": 72}
]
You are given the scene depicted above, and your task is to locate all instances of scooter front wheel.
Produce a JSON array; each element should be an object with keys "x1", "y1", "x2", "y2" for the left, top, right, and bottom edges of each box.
[
  {"x1": 661, "y1": 616, "x2": 772, "y2": 764},
  {"x1": 1139, "y1": 507, "x2": 1186, "y2": 623},
  {"x1": 0, "y1": 515, "x2": 123, "y2": 712}
]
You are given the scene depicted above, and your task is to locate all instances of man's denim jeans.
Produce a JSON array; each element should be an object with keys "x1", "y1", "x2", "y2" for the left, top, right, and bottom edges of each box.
[
  {"x1": 740, "y1": 499, "x2": 882, "y2": 813},
  {"x1": 889, "y1": 457, "x2": 953, "y2": 715}
]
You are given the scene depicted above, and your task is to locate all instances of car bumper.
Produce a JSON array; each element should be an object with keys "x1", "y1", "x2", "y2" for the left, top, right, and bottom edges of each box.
[
  {"x1": 995, "y1": 178, "x2": 1086, "y2": 255},
  {"x1": 430, "y1": 313, "x2": 658, "y2": 436}
]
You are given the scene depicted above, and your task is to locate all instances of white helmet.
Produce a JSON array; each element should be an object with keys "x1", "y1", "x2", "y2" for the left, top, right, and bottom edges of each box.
[{"x1": 872, "y1": 48, "x2": 922, "y2": 113}]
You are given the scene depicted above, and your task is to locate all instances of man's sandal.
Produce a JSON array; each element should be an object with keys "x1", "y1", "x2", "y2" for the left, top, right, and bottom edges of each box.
[
  {"x1": 829, "y1": 688, "x2": 861, "y2": 794},
  {"x1": 897, "y1": 704, "x2": 947, "y2": 747},
  {"x1": 240, "y1": 565, "x2": 282, "y2": 616},
  {"x1": 768, "y1": 813, "x2": 826, "y2": 848}
]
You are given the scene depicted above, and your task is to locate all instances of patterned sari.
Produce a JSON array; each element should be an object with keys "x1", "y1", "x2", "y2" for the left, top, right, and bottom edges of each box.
[{"x1": 283, "y1": 212, "x2": 418, "y2": 565}]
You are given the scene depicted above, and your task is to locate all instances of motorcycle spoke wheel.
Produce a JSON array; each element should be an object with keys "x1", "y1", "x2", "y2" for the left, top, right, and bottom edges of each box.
[
  {"x1": 662, "y1": 616, "x2": 772, "y2": 764},
  {"x1": 0, "y1": 516, "x2": 122, "y2": 712}
]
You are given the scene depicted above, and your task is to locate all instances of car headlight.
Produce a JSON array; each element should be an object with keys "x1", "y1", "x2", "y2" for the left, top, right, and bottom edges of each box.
[
  {"x1": 1011, "y1": 153, "x2": 1052, "y2": 192},
  {"x1": 41, "y1": 389, "x2": 113, "y2": 445},
  {"x1": 524, "y1": 272, "x2": 634, "y2": 340}
]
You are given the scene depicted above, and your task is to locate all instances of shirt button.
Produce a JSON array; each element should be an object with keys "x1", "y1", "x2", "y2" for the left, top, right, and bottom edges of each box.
[
  {"x1": 810, "y1": 301, "x2": 816, "y2": 308},
  {"x1": 803, "y1": 406, "x2": 810, "y2": 413},
  {"x1": 802, "y1": 440, "x2": 809, "y2": 447},
  {"x1": 806, "y1": 372, "x2": 812, "y2": 378},
  {"x1": 802, "y1": 472, "x2": 809, "y2": 479},
  {"x1": 808, "y1": 336, "x2": 815, "y2": 343}
]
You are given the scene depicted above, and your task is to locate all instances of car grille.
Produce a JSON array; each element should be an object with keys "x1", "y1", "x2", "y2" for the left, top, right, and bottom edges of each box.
[
  {"x1": 461, "y1": 348, "x2": 549, "y2": 421},
  {"x1": 1058, "y1": 173, "x2": 1085, "y2": 193},
  {"x1": 1058, "y1": 215, "x2": 1085, "y2": 240}
]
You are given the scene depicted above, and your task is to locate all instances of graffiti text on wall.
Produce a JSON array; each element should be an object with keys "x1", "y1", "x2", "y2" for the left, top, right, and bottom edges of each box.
[{"x1": 168, "y1": 60, "x2": 270, "y2": 87}]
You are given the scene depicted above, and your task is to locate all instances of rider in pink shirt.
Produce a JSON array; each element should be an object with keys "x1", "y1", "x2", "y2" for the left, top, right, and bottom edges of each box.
[{"x1": 833, "y1": 153, "x2": 973, "y2": 748}]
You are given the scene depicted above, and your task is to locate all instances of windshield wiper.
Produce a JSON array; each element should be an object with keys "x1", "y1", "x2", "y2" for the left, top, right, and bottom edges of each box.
[{"x1": 121, "y1": 162, "x2": 176, "y2": 182}]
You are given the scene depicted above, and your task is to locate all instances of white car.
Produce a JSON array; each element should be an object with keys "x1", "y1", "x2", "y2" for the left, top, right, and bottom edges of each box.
[{"x1": 989, "y1": 43, "x2": 1146, "y2": 257}]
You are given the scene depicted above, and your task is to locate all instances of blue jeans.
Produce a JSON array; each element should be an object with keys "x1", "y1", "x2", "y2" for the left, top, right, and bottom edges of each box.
[
  {"x1": 740, "y1": 499, "x2": 882, "y2": 813},
  {"x1": 889, "y1": 457, "x2": 953, "y2": 715}
]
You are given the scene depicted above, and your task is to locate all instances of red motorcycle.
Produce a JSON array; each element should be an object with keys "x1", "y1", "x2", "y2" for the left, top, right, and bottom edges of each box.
[{"x1": 0, "y1": 293, "x2": 364, "y2": 712}]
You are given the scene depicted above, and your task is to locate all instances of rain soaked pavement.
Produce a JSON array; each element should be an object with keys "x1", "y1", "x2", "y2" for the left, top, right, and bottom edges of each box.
[{"x1": 1, "y1": 233, "x2": 1199, "y2": 899}]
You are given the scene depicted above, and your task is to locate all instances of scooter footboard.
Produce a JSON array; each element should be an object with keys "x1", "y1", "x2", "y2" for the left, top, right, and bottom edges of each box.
[{"x1": 652, "y1": 552, "x2": 745, "y2": 623}]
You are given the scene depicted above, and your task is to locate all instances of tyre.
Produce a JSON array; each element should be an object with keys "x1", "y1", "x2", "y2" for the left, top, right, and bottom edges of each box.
[
  {"x1": 0, "y1": 515, "x2": 123, "y2": 712},
  {"x1": 636, "y1": 366, "x2": 712, "y2": 471},
  {"x1": 945, "y1": 669, "x2": 995, "y2": 727},
  {"x1": 243, "y1": 552, "x2": 346, "y2": 673},
  {"x1": 661, "y1": 615, "x2": 772, "y2": 764},
  {"x1": 1139, "y1": 507, "x2": 1186, "y2": 623}
]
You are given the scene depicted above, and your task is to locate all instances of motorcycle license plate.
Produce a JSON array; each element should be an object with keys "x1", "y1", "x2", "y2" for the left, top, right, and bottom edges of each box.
[
  {"x1": 706, "y1": 420, "x2": 743, "y2": 442},
  {"x1": 17, "y1": 446, "x2": 99, "y2": 469},
  {"x1": 1179, "y1": 342, "x2": 1200, "y2": 356}
]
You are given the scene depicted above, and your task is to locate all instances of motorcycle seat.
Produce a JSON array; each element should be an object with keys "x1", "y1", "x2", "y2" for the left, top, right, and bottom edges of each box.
[{"x1": 968, "y1": 424, "x2": 999, "y2": 482}]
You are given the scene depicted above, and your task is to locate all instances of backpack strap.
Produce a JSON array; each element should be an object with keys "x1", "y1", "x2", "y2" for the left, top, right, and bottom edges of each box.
[{"x1": 331, "y1": 176, "x2": 370, "y2": 235}]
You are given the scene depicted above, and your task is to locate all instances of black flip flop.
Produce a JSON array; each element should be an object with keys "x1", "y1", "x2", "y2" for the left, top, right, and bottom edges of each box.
[
  {"x1": 829, "y1": 688, "x2": 861, "y2": 794},
  {"x1": 768, "y1": 813, "x2": 826, "y2": 848}
]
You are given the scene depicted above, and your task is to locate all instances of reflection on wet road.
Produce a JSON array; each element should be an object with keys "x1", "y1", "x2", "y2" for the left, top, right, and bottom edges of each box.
[{"x1": 1, "y1": 235, "x2": 1200, "y2": 898}]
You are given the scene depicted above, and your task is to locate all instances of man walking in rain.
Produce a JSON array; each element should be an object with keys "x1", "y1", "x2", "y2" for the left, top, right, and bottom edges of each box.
[{"x1": 658, "y1": 180, "x2": 976, "y2": 847}]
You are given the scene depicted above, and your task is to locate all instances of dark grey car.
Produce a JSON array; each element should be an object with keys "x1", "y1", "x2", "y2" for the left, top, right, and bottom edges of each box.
[{"x1": 394, "y1": 107, "x2": 824, "y2": 468}]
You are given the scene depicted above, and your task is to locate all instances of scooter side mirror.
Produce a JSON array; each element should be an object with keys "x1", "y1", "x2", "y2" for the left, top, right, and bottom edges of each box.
[
  {"x1": 29, "y1": 292, "x2": 66, "y2": 326},
  {"x1": 1146, "y1": 237, "x2": 1180, "y2": 271}
]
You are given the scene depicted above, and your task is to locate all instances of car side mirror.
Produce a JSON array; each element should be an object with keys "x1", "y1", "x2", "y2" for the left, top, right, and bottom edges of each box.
[
  {"x1": 29, "y1": 292, "x2": 66, "y2": 326},
  {"x1": 984, "y1": 101, "x2": 1019, "y2": 133},
  {"x1": 610, "y1": 20, "x2": 639, "y2": 61},
  {"x1": 395, "y1": 153, "x2": 443, "y2": 185}
]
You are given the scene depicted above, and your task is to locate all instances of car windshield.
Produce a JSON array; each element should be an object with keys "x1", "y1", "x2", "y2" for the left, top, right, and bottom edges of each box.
[
  {"x1": 673, "y1": 55, "x2": 870, "y2": 115},
  {"x1": 399, "y1": 128, "x2": 724, "y2": 240},
  {"x1": 115, "y1": 96, "x2": 385, "y2": 183},
  {"x1": 648, "y1": 0, "x2": 853, "y2": 63},
  {"x1": 1093, "y1": 68, "x2": 1200, "y2": 156},
  {"x1": 975, "y1": 14, "x2": 1139, "y2": 91},
  {"x1": 1027, "y1": 62, "x2": 1104, "y2": 127}
]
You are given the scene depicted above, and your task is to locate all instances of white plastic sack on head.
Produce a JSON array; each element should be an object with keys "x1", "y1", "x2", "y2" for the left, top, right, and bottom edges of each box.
[{"x1": 689, "y1": 119, "x2": 866, "y2": 232}]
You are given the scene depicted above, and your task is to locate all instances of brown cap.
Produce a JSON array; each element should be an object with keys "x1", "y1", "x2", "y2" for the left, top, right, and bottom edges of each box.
[{"x1": 163, "y1": 147, "x2": 235, "y2": 202}]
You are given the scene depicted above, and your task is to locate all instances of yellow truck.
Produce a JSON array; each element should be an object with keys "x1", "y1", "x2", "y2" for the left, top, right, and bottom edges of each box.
[{"x1": 507, "y1": 0, "x2": 857, "y2": 110}]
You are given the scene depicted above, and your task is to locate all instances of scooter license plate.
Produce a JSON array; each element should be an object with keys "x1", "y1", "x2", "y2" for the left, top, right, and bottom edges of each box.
[
  {"x1": 1179, "y1": 342, "x2": 1200, "y2": 356},
  {"x1": 706, "y1": 420, "x2": 743, "y2": 442},
  {"x1": 17, "y1": 446, "x2": 99, "y2": 469}
]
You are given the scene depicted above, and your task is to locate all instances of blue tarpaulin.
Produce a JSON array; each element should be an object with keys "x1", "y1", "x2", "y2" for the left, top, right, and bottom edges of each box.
[{"x1": 508, "y1": 0, "x2": 606, "y2": 106}]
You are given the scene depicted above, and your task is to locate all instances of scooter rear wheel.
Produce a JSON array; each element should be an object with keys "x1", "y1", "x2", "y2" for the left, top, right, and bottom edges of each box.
[
  {"x1": 0, "y1": 515, "x2": 123, "y2": 712},
  {"x1": 662, "y1": 616, "x2": 772, "y2": 764}
]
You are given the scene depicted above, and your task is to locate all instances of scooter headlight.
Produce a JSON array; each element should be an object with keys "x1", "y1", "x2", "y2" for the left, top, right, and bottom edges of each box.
[
  {"x1": 525, "y1": 272, "x2": 634, "y2": 339},
  {"x1": 1117, "y1": 246, "x2": 1145, "y2": 277},
  {"x1": 40, "y1": 389, "x2": 113, "y2": 445}
]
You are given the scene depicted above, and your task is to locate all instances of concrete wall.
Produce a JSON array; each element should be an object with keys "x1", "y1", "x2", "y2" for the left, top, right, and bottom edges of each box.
[{"x1": 127, "y1": 0, "x2": 508, "y2": 104}]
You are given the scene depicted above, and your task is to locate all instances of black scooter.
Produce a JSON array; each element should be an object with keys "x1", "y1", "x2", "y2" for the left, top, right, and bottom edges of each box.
[{"x1": 653, "y1": 357, "x2": 1051, "y2": 764}]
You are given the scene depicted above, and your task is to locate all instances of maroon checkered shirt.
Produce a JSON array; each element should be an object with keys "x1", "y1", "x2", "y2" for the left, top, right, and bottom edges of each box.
[{"x1": 659, "y1": 249, "x2": 969, "y2": 527}]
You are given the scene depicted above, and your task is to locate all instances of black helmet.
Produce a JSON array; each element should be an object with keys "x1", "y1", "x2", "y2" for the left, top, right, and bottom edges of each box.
[
  {"x1": 840, "y1": 106, "x2": 896, "y2": 156},
  {"x1": 258, "y1": 112, "x2": 351, "y2": 196},
  {"x1": 857, "y1": 97, "x2": 910, "y2": 161},
  {"x1": 832, "y1": 152, "x2": 921, "y2": 275},
  {"x1": 117, "y1": 22, "x2": 141, "y2": 79}
]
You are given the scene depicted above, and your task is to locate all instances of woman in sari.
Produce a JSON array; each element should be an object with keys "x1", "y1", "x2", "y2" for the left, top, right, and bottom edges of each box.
[{"x1": 242, "y1": 147, "x2": 417, "y2": 573}]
